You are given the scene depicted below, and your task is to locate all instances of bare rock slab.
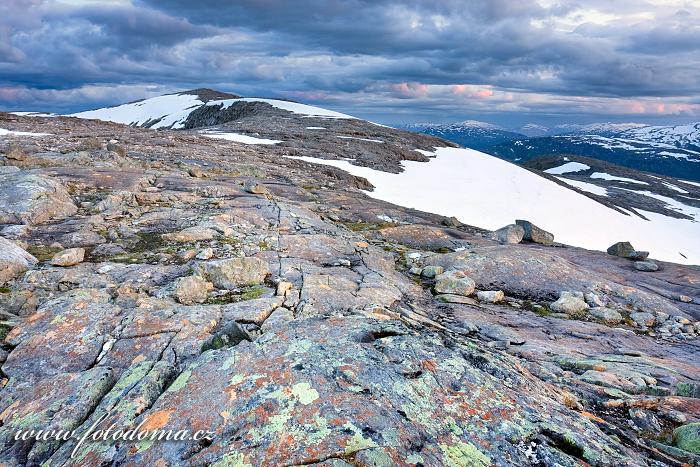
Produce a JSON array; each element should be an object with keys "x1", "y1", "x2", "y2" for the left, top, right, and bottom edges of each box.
[{"x1": 198, "y1": 257, "x2": 270, "y2": 288}]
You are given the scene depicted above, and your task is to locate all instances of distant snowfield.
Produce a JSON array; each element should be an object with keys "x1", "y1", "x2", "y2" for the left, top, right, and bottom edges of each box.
[
  {"x1": 544, "y1": 162, "x2": 590, "y2": 174},
  {"x1": 289, "y1": 147, "x2": 700, "y2": 265},
  {"x1": 590, "y1": 172, "x2": 648, "y2": 185},
  {"x1": 202, "y1": 132, "x2": 282, "y2": 145},
  {"x1": 69, "y1": 94, "x2": 355, "y2": 129},
  {"x1": 0, "y1": 128, "x2": 52, "y2": 137},
  {"x1": 70, "y1": 93, "x2": 204, "y2": 129},
  {"x1": 556, "y1": 178, "x2": 609, "y2": 197}
]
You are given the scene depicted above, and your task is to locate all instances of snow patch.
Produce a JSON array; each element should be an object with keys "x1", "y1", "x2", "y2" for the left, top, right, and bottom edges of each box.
[
  {"x1": 287, "y1": 147, "x2": 700, "y2": 264},
  {"x1": 544, "y1": 162, "x2": 590, "y2": 174},
  {"x1": 202, "y1": 132, "x2": 282, "y2": 145},
  {"x1": 590, "y1": 172, "x2": 648, "y2": 185},
  {"x1": 337, "y1": 136, "x2": 384, "y2": 143},
  {"x1": 70, "y1": 93, "x2": 204, "y2": 129},
  {"x1": 557, "y1": 178, "x2": 609, "y2": 197},
  {"x1": 0, "y1": 128, "x2": 52, "y2": 137}
]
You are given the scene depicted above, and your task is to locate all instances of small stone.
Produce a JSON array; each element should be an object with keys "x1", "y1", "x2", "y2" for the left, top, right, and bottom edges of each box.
[
  {"x1": 630, "y1": 312, "x2": 656, "y2": 327},
  {"x1": 476, "y1": 290, "x2": 504, "y2": 303},
  {"x1": 434, "y1": 270, "x2": 475, "y2": 296},
  {"x1": 607, "y1": 241, "x2": 635, "y2": 258},
  {"x1": 585, "y1": 292, "x2": 605, "y2": 307},
  {"x1": 408, "y1": 266, "x2": 423, "y2": 275},
  {"x1": 589, "y1": 307, "x2": 623, "y2": 325},
  {"x1": 634, "y1": 261, "x2": 658, "y2": 272},
  {"x1": 244, "y1": 181, "x2": 269, "y2": 195},
  {"x1": 550, "y1": 291, "x2": 589, "y2": 316},
  {"x1": 173, "y1": 275, "x2": 213, "y2": 305},
  {"x1": 420, "y1": 265, "x2": 443, "y2": 278},
  {"x1": 50, "y1": 248, "x2": 85, "y2": 267},
  {"x1": 490, "y1": 224, "x2": 524, "y2": 244},
  {"x1": 655, "y1": 311, "x2": 670, "y2": 324},
  {"x1": 674, "y1": 315, "x2": 691, "y2": 325},
  {"x1": 629, "y1": 251, "x2": 649, "y2": 260},
  {"x1": 188, "y1": 167, "x2": 206, "y2": 178},
  {"x1": 673, "y1": 423, "x2": 700, "y2": 454},
  {"x1": 515, "y1": 219, "x2": 554, "y2": 245},
  {"x1": 679, "y1": 295, "x2": 693, "y2": 303},
  {"x1": 196, "y1": 248, "x2": 214, "y2": 260},
  {"x1": 198, "y1": 257, "x2": 270, "y2": 289}
]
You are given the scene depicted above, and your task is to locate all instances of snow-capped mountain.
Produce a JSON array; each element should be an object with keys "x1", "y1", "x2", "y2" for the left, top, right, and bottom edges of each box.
[
  {"x1": 70, "y1": 88, "x2": 355, "y2": 129},
  {"x1": 517, "y1": 123, "x2": 550, "y2": 137},
  {"x1": 403, "y1": 120, "x2": 525, "y2": 150},
  {"x1": 407, "y1": 118, "x2": 700, "y2": 181},
  {"x1": 619, "y1": 122, "x2": 700, "y2": 150}
]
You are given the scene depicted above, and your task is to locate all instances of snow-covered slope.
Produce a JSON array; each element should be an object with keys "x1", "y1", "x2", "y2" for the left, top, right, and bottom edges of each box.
[
  {"x1": 289, "y1": 147, "x2": 700, "y2": 265},
  {"x1": 70, "y1": 93, "x2": 207, "y2": 129},
  {"x1": 70, "y1": 91, "x2": 355, "y2": 129}
]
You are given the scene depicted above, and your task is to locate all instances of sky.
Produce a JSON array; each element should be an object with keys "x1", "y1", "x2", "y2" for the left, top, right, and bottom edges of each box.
[{"x1": 1, "y1": 0, "x2": 699, "y2": 128}]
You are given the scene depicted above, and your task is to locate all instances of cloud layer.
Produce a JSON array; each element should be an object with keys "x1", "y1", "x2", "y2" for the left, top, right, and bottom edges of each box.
[{"x1": 1, "y1": 0, "x2": 699, "y2": 125}]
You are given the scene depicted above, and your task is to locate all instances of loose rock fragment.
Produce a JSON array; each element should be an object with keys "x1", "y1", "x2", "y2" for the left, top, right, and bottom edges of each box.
[
  {"x1": 607, "y1": 241, "x2": 635, "y2": 258},
  {"x1": 199, "y1": 257, "x2": 270, "y2": 288},
  {"x1": 434, "y1": 270, "x2": 475, "y2": 296},
  {"x1": 491, "y1": 224, "x2": 524, "y2": 244},
  {"x1": 50, "y1": 247, "x2": 85, "y2": 267},
  {"x1": 476, "y1": 290, "x2": 505, "y2": 303},
  {"x1": 173, "y1": 275, "x2": 213, "y2": 305},
  {"x1": 550, "y1": 291, "x2": 589, "y2": 316}
]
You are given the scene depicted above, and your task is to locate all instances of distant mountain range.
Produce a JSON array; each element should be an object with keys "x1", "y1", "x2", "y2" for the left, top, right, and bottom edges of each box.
[{"x1": 405, "y1": 120, "x2": 700, "y2": 181}]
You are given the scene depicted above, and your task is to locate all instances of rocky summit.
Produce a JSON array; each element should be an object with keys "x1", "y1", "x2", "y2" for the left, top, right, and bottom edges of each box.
[{"x1": 0, "y1": 96, "x2": 699, "y2": 467}]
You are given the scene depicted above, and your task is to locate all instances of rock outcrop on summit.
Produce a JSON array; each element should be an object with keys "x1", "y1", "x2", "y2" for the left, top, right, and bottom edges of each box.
[{"x1": 0, "y1": 96, "x2": 699, "y2": 466}]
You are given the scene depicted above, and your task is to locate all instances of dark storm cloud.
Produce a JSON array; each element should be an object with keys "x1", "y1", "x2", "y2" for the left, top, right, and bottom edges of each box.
[{"x1": 0, "y1": 0, "x2": 699, "y2": 124}]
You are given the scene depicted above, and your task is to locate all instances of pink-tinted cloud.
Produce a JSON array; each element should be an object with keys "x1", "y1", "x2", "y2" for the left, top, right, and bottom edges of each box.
[
  {"x1": 452, "y1": 84, "x2": 494, "y2": 98},
  {"x1": 391, "y1": 82, "x2": 428, "y2": 98}
]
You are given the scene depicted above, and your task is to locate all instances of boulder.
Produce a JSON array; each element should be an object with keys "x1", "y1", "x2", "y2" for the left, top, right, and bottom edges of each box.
[
  {"x1": 673, "y1": 423, "x2": 700, "y2": 454},
  {"x1": 634, "y1": 261, "x2": 659, "y2": 272},
  {"x1": 0, "y1": 237, "x2": 37, "y2": 285},
  {"x1": 589, "y1": 307, "x2": 623, "y2": 325},
  {"x1": 515, "y1": 220, "x2": 554, "y2": 245},
  {"x1": 50, "y1": 248, "x2": 85, "y2": 267},
  {"x1": 550, "y1": 291, "x2": 589, "y2": 316},
  {"x1": 434, "y1": 270, "x2": 475, "y2": 296},
  {"x1": 629, "y1": 251, "x2": 649, "y2": 260},
  {"x1": 607, "y1": 241, "x2": 635, "y2": 258},
  {"x1": 476, "y1": 290, "x2": 505, "y2": 303},
  {"x1": 491, "y1": 224, "x2": 524, "y2": 244},
  {"x1": 0, "y1": 171, "x2": 77, "y2": 225},
  {"x1": 420, "y1": 265, "x2": 443, "y2": 278},
  {"x1": 630, "y1": 312, "x2": 656, "y2": 327},
  {"x1": 198, "y1": 257, "x2": 270, "y2": 288},
  {"x1": 173, "y1": 275, "x2": 213, "y2": 305}
]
